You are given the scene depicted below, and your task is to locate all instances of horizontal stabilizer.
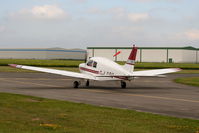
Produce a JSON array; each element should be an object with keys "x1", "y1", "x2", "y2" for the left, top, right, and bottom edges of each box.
[
  {"x1": 97, "y1": 68, "x2": 180, "y2": 77},
  {"x1": 132, "y1": 68, "x2": 181, "y2": 77}
]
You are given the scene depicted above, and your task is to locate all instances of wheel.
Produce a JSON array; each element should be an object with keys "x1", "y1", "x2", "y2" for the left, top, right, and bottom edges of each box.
[
  {"x1": 121, "y1": 81, "x2": 126, "y2": 88},
  {"x1": 86, "y1": 80, "x2": 89, "y2": 87},
  {"x1": 73, "y1": 81, "x2": 79, "y2": 88}
]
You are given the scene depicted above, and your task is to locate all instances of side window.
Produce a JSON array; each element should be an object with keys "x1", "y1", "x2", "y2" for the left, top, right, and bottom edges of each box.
[
  {"x1": 87, "y1": 60, "x2": 93, "y2": 67},
  {"x1": 93, "y1": 61, "x2": 97, "y2": 68}
]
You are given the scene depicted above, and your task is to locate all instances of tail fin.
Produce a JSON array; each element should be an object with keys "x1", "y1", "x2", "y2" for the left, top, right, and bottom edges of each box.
[{"x1": 123, "y1": 45, "x2": 138, "y2": 73}]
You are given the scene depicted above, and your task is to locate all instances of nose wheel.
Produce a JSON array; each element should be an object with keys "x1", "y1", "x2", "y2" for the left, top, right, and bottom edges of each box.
[
  {"x1": 73, "y1": 81, "x2": 80, "y2": 88},
  {"x1": 121, "y1": 81, "x2": 126, "y2": 88}
]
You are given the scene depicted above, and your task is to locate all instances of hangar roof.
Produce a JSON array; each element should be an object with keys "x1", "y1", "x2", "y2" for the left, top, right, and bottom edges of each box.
[
  {"x1": 0, "y1": 48, "x2": 86, "y2": 53},
  {"x1": 87, "y1": 46, "x2": 198, "y2": 50}
]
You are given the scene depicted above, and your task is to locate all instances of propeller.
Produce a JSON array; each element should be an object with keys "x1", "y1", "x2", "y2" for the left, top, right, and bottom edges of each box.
[{"x1": 113, "y1": 51, "x2": 121, "y2": 57}]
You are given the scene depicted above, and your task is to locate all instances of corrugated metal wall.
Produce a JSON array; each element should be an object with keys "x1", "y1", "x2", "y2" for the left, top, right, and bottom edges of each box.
[
  {"x1": 87, "y1": 47, "x2": 199, "y2": 63},
  {"x1": 0, "y1": 48, "x2": 86, "y2": 60}
]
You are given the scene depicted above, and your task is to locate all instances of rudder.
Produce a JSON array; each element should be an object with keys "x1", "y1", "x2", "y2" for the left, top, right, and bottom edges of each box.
[{"x1": 123, "y1": 45, "x2": 138, "y2": 73}]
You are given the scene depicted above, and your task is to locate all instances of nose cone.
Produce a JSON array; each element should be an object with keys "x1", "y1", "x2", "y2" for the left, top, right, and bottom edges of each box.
[{"x1": 79, "y1": 63, "x2": 85, "y2": 68}]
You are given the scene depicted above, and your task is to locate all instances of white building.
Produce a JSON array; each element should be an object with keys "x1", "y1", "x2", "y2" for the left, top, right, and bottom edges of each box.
[
  {"x1": 87, "y1": 46, "x2": 199, "y2": 63},
  {"x1": 0, "y1": 48, "x2": 86, "y2": 60}
]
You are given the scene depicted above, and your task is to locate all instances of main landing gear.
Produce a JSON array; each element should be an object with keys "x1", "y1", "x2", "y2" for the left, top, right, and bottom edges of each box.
[
  {"x1": 121, "y1": 81, "x2": 126, "y2": 88},
  {"x1": 73, "y1": 80, "x2": 90, "y2": 88},
  {"x1": 86, "y1": 80, "x2": 90, "y2": 87},
  {"x1": 73, "y1": 80, "x2": 125, "y2": 88}
]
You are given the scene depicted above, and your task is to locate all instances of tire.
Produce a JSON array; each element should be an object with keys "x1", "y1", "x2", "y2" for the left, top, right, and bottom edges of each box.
[
  {"x1": 121, "y1": 81, "x2": 126, "y2": 88},
  {"x1": 73, "y1": 81, "x2": 79, "y2": 88},
  {"x1": 86, "y1": 80, "x2": 89, "y2": 87}
]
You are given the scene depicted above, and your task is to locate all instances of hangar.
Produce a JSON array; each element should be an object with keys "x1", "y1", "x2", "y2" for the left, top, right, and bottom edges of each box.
[
  {"x1": 0, "y1": 47, "x2": 86, "y2": 60},
  {"x1": 87, "y1": 46, "x2": 199, "y2": 63}
]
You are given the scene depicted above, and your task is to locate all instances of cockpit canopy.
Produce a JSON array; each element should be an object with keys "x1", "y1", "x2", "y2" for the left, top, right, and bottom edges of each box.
[{"x1": 86, "y1": 60, "x2": 97, "y2": 68}]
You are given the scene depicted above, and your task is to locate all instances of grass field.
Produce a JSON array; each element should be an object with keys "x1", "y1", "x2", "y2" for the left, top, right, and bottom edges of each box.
[
  {"x1": 0, "y1": 59, "x2": 198, "y2": 69},
  {"x1": 175, "y1": 77, "x2": 199, "y2": 87},
  {"x1": 0, "y1": 59, "x2": 84, "y2": 67},
  {"x1": 0, "y1": 92, "x2": 198, "y2": 133}
]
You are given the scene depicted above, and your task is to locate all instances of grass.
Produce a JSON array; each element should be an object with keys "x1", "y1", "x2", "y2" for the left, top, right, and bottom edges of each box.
[
  {"x1": 0, "y1": 92, "x2": 198, "y2": 133},
  {"x1": 174, "y1": 77, "x2": 199, "y2": 87},
  {"x1": 175, "y1": 70, "x2": 199, "y2": 74},
  {"x1": 0, "y1": 59, "x2": 84, "y2": 67}
]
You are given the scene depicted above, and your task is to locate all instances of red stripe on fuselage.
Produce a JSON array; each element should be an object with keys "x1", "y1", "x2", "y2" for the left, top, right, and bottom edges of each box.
[
  {"x1": 114, "y1": 76, "x2": 129, "y2": 80},
  {"x1": 80, "y1": 67, "x2": 129, "y2": 80},
  {"x1": 80, "y1": 67, "x2": 99, "y2": 74},
  {"x1": 126, "y1": 63, "x2": 134, "y2": 65}
]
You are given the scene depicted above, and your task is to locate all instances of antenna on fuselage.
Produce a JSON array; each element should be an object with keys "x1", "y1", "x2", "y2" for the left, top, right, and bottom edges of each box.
[{"x1": 84, "y1": 51, "x2": 88, "y2": 63}]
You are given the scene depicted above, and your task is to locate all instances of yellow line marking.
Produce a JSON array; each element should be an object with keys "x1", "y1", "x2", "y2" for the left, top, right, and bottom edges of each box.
[
  {"x1": 82, "y1": 89, "x2": 199, "y2": 103},
  {"x1": 0, "y1": 79, "x2": 62, "y2": 88},
  {"x1": 125, "y1": 93, "x2": 199, "y2": 103}
]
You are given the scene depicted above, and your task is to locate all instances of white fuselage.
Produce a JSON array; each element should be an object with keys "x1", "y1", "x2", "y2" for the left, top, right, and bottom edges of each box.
[{"x1": 79, "y1": 57, "x2": 133, "y2": 81}]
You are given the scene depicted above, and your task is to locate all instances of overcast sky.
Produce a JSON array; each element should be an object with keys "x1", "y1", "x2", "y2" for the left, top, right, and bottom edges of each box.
[{"x1": 0, "y1": 0, "x2": 198, "y2": 49}]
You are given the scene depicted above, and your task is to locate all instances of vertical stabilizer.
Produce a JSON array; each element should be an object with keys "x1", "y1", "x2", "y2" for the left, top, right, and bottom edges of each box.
[{"x1": 123, "y1": 45, "x2": 138, "y2": 73}]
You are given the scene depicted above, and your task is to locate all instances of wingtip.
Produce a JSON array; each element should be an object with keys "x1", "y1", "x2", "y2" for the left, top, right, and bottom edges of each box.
[
  {"x1": 8, "y1": 64, "x2": 22, "y2": 68},
  {"x1": 9, "y1": 64, "x2": 17, "y2": 68},
  {"x1": 176, "y1": 68, "x2": 182, "y2": 71},
  {"x1": 172, "y1": 68, "x2": 182, "y2": 72}
]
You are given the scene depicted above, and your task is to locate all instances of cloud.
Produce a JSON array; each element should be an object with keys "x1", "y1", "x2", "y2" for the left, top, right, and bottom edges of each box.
[
  {"x1": 88, "y1": 8, "x2": 104, "y2": 14},
  {"x1": 88, "y1": 7, "x2": 150, "y2": 22},
  {"x1": 184, "y1": 30, "x2": 199, "y2": 40},
  {"x1": 108, "y1": 7, "x2": 126, "y2": 18},
  {"x1": 31, "y1": 5, "x2": 67, "y2": 19},
  {"x1": 10, "y1": 5, "x2": 68, "y2": 20},
  {"x1": 127, "y1": 13, "x2": 149, "y2": 22}
]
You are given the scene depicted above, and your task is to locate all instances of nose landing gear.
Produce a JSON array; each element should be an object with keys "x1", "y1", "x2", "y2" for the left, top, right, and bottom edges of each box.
[{"x1": 73, "y1": 81, "x2": 80, "y2": 88}]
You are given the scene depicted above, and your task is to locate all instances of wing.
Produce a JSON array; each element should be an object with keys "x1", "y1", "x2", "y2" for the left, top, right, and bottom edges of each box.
[
  {"x1": 9, "y1": 64, "x2": 96, "y2": 80},
  {"x1": 132, "y1": 68, "x2": 181, "y2": 77},
  {"x1": 96, "y1": 68, "x2": 181, "y2": 79}
]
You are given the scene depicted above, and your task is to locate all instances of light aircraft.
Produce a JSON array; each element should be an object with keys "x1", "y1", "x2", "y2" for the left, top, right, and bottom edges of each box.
[{"x1": 9, "y1": 45, "x2": 181, "y2": 88}]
